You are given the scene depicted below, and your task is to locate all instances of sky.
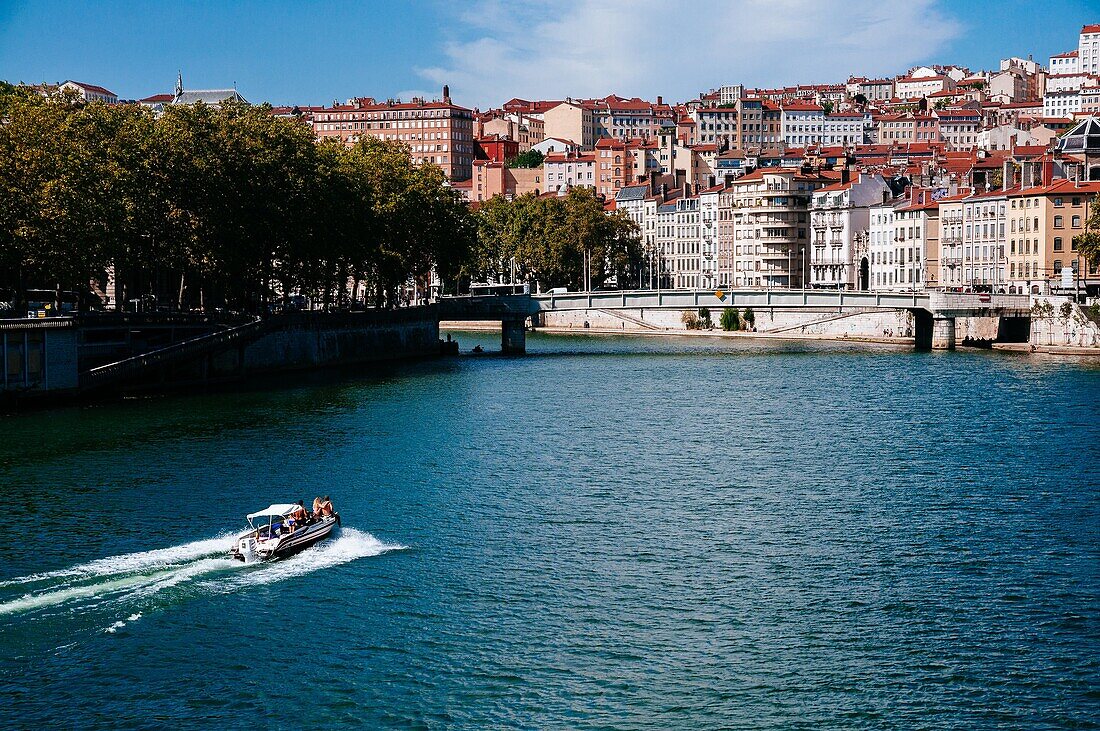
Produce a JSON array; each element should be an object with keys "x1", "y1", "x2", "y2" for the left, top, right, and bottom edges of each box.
[{"x1": 0, "y1": 0, "x2": 1096, "y2": 109}]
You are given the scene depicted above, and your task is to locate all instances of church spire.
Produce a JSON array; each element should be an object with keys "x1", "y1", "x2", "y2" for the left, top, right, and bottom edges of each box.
[{"x1": 175, "y1": 70, "x2": 183, "y2": 98}]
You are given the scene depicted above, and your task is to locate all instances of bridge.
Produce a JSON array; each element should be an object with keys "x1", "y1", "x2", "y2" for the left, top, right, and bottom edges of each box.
[
  {"x1": 437, "y1": 294, "x2": 541, "y2": 353},
  {"x1": 441, "y1": 289, "x2": 1032, "y2": 351}
]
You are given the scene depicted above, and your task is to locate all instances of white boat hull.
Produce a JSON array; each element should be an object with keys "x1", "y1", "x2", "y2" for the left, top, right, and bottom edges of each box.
[{"x1": 230, "y1": 515, "x2": 339, "y2": 562}]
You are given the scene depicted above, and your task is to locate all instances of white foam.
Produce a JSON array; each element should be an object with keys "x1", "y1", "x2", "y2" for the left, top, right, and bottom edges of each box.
[
  {"x1": 0, "y1": 558, "x2": 239, "y2": 616},
  {"x1": 0, "y1": 533, "x2": 237, "y2": 588},
  {"x1": 0, "y1": 528, "x2": 402, "y2": 617},
  {"x1": 104, "y1": 621, "x2": 126, "y2": 633},
  {"x1": 211, "y1": 529, "x2": 404, "y2": 591}
]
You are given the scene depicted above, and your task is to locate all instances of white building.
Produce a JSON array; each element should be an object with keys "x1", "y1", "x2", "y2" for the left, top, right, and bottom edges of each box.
[
  {"x1": 869, "y1": 197, "x2": 930, "y2": 292},
  {"x1": 821, "y1": 112, "x2": 866, "y2": 145},
  {"x1": 809, "y1": 173, "x2": 891, "y2": 290},
  {"x1": 59, "y1": 80, "x2": 118, "y2": 104},
  {"x1": 958, "y1": 190, "x2": 1009, "y2": 290},
  {"x1": 543, "y1": 151, "x2": 596, "y2": 193},
  {"x1": 1080, "y1": 23, "x2": 1100, "y2": 76},
  {"x1": 1050, "y1": 50, "x2": 1080, "y2": 75},
  {"x1": 1044, "y1": 89, "x2": 1082, "y2": 118},
  {"x1": 780, "y1": 102, "x2": 824, "y2": 146},
  {"x1": 895, "y1": 69, "x2": 956, "y2": 99}
]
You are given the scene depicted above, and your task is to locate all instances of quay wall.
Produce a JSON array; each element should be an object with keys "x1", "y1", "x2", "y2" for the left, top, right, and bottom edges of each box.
[
  {"x1": 538, "y1": 307, "x2": 919, "y2": 339},
  {"x1": 1028, "y1": 297, "x2": 1100, "y2": 348},
  {"x1": 241, "y1": 311, "x2": 439, "y2": 374}
]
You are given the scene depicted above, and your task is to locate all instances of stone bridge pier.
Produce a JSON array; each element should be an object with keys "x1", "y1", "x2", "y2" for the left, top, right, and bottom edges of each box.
[
  {"x1": 501, "y1": 318, "x2": 527, "y2": 354},
  {"x1": 915, "y1": 293, "x2": 1032, "y2": 351},
  {"x1": 437, "y1": 294, "x2": 540, "y2": 354}
]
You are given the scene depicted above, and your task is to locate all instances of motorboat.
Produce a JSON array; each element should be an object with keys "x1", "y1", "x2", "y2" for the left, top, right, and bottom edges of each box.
[{"x1": 230, "y1": 503, "x2": 339, "y2": 562}]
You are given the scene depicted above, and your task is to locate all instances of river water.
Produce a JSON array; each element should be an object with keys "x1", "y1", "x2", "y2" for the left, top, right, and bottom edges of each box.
[{"x1": 1, "y1": 332, "x2": 1097, "y2": 729}]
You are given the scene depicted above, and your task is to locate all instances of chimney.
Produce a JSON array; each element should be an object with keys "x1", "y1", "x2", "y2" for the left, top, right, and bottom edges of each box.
[
  {"x1": 656, "y1": 95, "x2": 663, "y2": 106},
  {"x1": 841, "y1": 168, "x2": 850, "y2": 184},
  {"x1": 649, "y1": 169, "x2": 659, "y2": 194},
  {"x1": 708, "y1": 175, "x2": 716, "y2": 188},
  {"x1": 442, "y1": 84, "x2": 450, "y2": 103}
]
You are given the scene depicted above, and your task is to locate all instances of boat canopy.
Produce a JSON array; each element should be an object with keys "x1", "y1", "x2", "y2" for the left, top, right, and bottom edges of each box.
[{"x1": 246, "y1": 504, "x2": 300, "y2": 521}]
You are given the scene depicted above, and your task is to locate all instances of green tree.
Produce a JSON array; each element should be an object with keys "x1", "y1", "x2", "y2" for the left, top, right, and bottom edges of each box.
[
  {"x1": 507, "y1": 149, "x2": 544, "y2": 168},
  {"x1": 720, "y1": 307, "x2": 740, "y2": 331},
  {"x1": 742, "y1": 306, "x2": 756, "y2": 329},
  {"x1": 698, "y1": 307, "x2": 713, "y2": 329},
  {"x1": 1075, "y1": 194, "x2": 1100, "y2": 268}
]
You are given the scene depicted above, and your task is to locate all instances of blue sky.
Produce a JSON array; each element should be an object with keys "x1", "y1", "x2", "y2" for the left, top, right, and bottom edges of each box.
[{"x1": 0, "y1": 0, "x2": 1095, "y2": 108}]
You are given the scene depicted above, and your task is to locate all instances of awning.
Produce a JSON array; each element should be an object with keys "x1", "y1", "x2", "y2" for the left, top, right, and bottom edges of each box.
[{"x1": 246, "y1": 504, "x2": 300, "y2": 520}]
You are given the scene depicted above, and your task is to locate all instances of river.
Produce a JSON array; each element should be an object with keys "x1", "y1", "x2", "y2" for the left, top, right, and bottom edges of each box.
[{"x1": 1, "y1": 332, "x2": 1098, "y2": 729}]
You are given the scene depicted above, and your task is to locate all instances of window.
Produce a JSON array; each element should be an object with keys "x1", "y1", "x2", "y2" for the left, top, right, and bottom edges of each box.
[
  {"x1": 1054, "y1": 197, "x2": 1063, "y2": 207},
  {"x1": 1072, "y1": 215, "x2": 1081, "y2": 227},
  {"x1": 1054, "y1": 237, "x2": 1063, "y2": 251},
  {"x1": 1054, "y1": 215, "x2": 1063, "y2": 228}
]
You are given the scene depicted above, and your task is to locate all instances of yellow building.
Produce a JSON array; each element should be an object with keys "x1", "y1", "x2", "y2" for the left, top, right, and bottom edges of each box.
[{"x1": 1007, "y1": 180, "x2": 1100, "y2": 294}]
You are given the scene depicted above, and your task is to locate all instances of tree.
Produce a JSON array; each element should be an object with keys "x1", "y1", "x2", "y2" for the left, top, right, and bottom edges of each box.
[
  {"x1": 853, "y1": 93, "x2": 868, "y2": 107},
  {"x1": 507, "y1": 149, "x2": 544, "y2": 168},
  {"x1": 470, "y1": 187, "x2": 641, "y2": 292},
  {"x1": 0, "y1": 84, "x2": 477, "y2": 314},
  {"x1": 720, "y1": 307, "x2": 740, "y2": 331},
  {"x1": 698, "y1": 307, "x2": 713, "y2": 329},
  {"x1": 1075, "y1": 194, "x2": 1100, "y2": 268},
  {"x1": 743, "y1": 307, "x2": 756, "y2": 329},
  {"x1": 821, "y1": 100, "x2": 834, "y2": 115}
]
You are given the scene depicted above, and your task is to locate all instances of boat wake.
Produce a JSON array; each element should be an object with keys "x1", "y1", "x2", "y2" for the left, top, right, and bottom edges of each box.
[{"x1": 0, "y1": 528, "x2": 403, "y2": 620}]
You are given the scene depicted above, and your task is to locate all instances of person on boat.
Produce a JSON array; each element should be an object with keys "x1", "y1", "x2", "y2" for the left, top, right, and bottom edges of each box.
[
  {"x1": 312, "y1": 496, "x2": 324, "y2": 518},
  {"x1": 288, "y1": 501, "x2": 307, "y2": 530},
  {"x1": 320, "y1": 496, "x2": 334, "y2": 517}
]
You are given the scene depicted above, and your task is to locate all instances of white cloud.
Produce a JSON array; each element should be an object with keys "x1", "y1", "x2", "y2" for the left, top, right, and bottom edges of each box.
[{"x1": 418, "y1": 0, "x2": 961, "y2": 108}]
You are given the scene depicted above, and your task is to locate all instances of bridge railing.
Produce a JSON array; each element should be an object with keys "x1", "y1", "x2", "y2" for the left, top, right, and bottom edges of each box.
[
  {"x1": 928, "y1": 292, "x2": 1031, "y2": 313},
  {"x1": 534, "y1": 288, "x2": 931, "y2": 311}
]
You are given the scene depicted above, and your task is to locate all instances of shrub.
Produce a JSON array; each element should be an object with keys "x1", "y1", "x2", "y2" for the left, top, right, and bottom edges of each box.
[
  {"x1": 720, "y1": 307, "x2": 740, "y2": 331},
  {"x1": 698, "y1": 307, "x2": 713, "y2": 329},
  {"x1": 681, "y1": 310, "x2": 700, "y2": 329},
  {"x1": 743, "y1": 307, "x2": 756, "y2": 328}
]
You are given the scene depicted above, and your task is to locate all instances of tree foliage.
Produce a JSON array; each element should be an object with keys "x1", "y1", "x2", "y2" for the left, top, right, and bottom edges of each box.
[
  {"x1": 507, "y1": 149, "x2": 544, "y2": 169},
  {"x1": 720, "y1": 307, "x2": 740, "y2": 331},
  {"x1": 1075, "y1": 194, "x2": 1100, "y2": 268},
  {"x1": 470, "y1": 188, "x2": 642, "y2": 291},
  {"x1": 0, "y1": 86, "x2": 474, "y2": 311}
]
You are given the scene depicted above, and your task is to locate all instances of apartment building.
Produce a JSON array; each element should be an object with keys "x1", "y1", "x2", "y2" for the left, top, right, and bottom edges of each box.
[
  {"x1": 1050, "y1": 50, "x2": 1080, "y2": 75},
  {"x1": 591, "y1": 95, "x2": 674, "y2": 141},
  {"x1": 1007, "y1": 180, "x2": 1100, "y2": 294},
  {"x1": 869, "y1": 197, "x2": 930, "y2": 292},
  {"x1": 594, "y1": 137, "x2": 633, "y2": 199},
  {"x1": 542, "y1": 101, "x2": 597, "y2": 148},
  {"x1": 937, "y1": 108, "x2": 982, "y2": 150},
  {"x1": 780, "y1": 102, "x2": 824, "y2": 146},
  {"x1": 543, "y1": 151, "x2": 596, "y2": 193},
  {"x1": 1080, "y1": 23, "x2": 1100, "y2": 76},
  {"x1": 895, "y1": 71, "x2": 956, "y2": 98},
  {"x1": 469, "y1": 160, "x2": 542, "y2": 202},
  {"x1": 728, "y1": 169, "x2": 829, "y2": 288},
  {"x1": 940, "y1": 189, "x2": 1010, "y2": 291},
  {"x1": 692, "y1": 106, "x2": 739, "y2": 150},
  {"x1": 311, "y1": 88, "x2": 475, "y2": 180},
  {"x1": 809, "y1": 173, "x2": 891, "y2": 289}
]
